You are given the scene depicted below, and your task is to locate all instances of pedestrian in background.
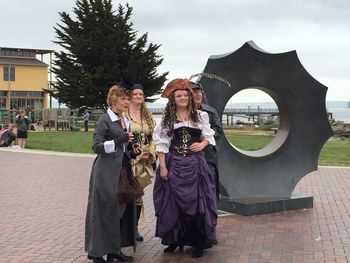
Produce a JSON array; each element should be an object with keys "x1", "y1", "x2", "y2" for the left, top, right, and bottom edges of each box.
[
  {"x1": 15, "y1": 109, "x2": 30, "y2": 148},
  {"x1": 83, "y1": 110, "x2": 90, "y2": 132}
]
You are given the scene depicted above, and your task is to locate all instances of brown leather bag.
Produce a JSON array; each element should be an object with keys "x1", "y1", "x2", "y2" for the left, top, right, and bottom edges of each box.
[{"x1": 118, "y1": 167, "x2": 144, "y2": 204}]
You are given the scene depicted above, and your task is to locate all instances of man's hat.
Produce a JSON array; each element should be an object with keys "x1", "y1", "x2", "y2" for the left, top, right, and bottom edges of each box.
[
  {"x1": 190, "y1": 81, "x2": 203, "y2": 90},
  {"x1": 161, "y1": 78, "x2": 193, "y2": 98}
]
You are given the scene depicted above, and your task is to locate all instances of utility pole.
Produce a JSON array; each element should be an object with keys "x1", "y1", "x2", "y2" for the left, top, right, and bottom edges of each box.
[{"x1": 7, "y1": 64, "x2": 11, "y2": 109}]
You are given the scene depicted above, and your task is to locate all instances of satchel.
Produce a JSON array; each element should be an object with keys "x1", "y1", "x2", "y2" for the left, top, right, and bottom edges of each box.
[{"x1": 118, "y1": 167, "x2": 144, "y2": 204}]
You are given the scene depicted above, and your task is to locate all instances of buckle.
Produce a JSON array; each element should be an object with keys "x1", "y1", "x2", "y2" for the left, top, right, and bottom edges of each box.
[{"x1": 177, "y1": 146, "x2": 185, "y2": 154}]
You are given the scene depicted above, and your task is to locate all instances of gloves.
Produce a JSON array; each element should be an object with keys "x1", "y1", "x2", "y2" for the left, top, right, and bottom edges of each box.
[{"x1": 114, "y1": 133, "x2": 128, "y2": 147}]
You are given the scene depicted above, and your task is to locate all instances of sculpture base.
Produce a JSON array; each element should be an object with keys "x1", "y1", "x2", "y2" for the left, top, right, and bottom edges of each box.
[{"x1": 218, "y1": 195, "x2": 313, "y2": 216}]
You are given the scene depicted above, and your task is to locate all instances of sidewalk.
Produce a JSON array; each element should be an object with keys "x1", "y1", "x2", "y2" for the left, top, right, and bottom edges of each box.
[{"x1": 0, "y1": 148, "x2": 350, "y2": 263}]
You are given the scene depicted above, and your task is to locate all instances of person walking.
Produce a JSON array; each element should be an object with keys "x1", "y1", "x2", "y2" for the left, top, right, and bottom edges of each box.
[{"x1": 15, "y1": 109, "x2": 30, "y2": 148}]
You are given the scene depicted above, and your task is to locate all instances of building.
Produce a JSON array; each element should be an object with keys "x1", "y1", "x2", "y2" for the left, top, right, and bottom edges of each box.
[{"x1": 0, "y1": 47, "x2": 54, "y2": 111}]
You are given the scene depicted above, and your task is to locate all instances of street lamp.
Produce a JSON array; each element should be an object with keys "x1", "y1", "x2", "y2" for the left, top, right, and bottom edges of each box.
[{"x1": 7, "y1": 64, "x2": 11, "y2": 109}]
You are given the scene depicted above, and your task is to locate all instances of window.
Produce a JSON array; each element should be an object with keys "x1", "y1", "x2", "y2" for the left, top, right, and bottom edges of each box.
[
  {"x1": 3, "y1": 66, "x2": 15, "y2": 81},
  {"x1": 0, "y1": 98, "x2": 5, "y2": 108},
  {"x1": 10, "y1": 91, "x2": 42, "y2": 97}
]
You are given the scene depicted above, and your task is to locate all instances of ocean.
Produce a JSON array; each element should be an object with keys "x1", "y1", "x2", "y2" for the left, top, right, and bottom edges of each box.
[
  {"x1": 151, "y1": 108, "x2": 350, "y2": 124},
  {"x1": 329, "y1": 108, "x2": 350, "y2": 123}
]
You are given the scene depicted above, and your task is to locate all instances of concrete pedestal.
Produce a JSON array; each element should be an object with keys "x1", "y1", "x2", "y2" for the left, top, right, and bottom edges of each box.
[{"x1": 218, "y1": 195, "x2": 313, "y2": 216}]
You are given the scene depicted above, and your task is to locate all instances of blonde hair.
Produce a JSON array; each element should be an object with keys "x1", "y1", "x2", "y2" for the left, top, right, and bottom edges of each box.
[
  {"x1": 106, "y1": 85, "x2": 130, "y2": 107},
  {"x1": 17, "y1": 109, "x2": 26, "y2": 115}
]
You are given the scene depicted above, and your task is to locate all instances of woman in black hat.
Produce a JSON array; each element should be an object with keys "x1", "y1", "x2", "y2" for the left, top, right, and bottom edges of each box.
[{"x1": 127, "y1": 83, "x2": 157, "y2": 242}]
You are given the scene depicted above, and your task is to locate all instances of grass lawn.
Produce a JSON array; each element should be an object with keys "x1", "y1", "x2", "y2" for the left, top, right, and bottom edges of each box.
[
  {"x1": 24, "y1": 130, "x2": 350, "y2": 166},
  {"x1": 26, "y1": 131, "x2": 95, "y2": 154}
]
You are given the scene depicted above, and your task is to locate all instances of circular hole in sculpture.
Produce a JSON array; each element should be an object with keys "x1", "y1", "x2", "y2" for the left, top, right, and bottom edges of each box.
[{"x1": 223, "y1": 87, "x2": 290, "y2": 157}]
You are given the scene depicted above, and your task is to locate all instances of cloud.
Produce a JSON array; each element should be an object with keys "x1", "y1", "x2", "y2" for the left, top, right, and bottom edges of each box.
[{"x1": 1, "y1": 0, "x2": 349, "y2": 101}]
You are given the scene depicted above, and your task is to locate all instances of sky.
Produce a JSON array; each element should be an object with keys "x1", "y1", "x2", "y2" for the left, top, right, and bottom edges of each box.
[{"x1": 1, "y1": 0, "x2": 350, "y2": 104}]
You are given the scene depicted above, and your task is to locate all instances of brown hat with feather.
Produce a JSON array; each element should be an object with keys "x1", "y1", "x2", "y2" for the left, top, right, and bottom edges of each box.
[{"x1": 161, "y1": 78, "x2": 193, "y2": 98}]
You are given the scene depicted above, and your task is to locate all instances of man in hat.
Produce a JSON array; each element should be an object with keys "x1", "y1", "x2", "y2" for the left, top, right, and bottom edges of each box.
[{"x1": 191, "y1": 82, "x2": 223, "y2": 203}]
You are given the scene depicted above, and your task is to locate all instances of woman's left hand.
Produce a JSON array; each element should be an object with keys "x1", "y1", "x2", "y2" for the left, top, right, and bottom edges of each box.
[
  {"x1": 190, "y1": 141, "x2": 208, "y2": 152},
  {"x1": 132, "y1": 146, "x2": 142, "y2": 156}
]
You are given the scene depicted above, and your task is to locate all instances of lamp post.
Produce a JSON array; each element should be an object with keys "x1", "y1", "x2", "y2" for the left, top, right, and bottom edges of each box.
[{"x1": 7, "y1": 64, "x2": 11, "y2": 109}]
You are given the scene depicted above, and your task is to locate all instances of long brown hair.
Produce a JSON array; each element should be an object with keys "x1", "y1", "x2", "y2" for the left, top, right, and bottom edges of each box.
[
  {"x1": 141, "y1": 102, "x2": 155, "y2": 133},
  {"x1": 161, "y1": 89, "x2": 200, "y2": 136}
]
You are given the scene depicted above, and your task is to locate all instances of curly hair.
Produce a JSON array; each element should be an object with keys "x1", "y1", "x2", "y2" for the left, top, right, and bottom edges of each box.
[
  {"x1": 141, "y1": 102, "x2": 155, "y2": 132},
  {"x1": 161, "y1": 89, "x2": 200, "y2": 136}
]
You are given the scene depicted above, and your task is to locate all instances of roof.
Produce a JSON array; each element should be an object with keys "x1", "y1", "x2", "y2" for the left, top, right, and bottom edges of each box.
[
  {"x1": 0, "y1": 47, "x2": 54, "y2": 55},
  {"x1": 0, "y1": 57, "x2": 48, "y2": 67}
]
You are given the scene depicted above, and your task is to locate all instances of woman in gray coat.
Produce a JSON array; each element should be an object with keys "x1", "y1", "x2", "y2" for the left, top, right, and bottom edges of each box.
[{"x1": 85, "y1": 85, "x2": 142, "y2": 263}]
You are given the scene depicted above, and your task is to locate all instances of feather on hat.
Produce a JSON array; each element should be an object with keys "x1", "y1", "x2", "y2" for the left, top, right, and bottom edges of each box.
[{"x1": 161, "y1": 78, "x2": 193, "y2": 98}]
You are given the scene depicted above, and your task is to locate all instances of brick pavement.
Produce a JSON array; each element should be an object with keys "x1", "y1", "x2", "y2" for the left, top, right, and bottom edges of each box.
[{"x1": 1, "y1": 148, "x2": 350, "y2": 263}]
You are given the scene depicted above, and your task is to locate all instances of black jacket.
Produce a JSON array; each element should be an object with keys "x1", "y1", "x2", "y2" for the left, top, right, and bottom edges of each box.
[{"x1": 201, "y1": 103, "x2": 223, "y2": 164}]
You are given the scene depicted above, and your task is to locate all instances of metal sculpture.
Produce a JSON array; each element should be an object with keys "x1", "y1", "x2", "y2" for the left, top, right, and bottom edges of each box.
[{"x1": 198, "y1": 41, "x2": 333, "y2": 215}]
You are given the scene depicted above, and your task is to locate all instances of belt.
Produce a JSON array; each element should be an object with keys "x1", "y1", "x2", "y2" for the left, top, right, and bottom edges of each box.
[{"x1": 169, "y1": 145, "x2": 197, "y2": 157}]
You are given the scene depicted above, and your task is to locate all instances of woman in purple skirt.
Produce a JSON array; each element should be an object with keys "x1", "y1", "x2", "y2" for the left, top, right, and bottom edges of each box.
[{"x1": 153, "y1": 78, "x2": 218, "y2": 258}]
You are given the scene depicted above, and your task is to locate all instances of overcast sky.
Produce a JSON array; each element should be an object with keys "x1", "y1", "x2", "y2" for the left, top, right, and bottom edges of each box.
[{"x1": 1, "y1": 0, "x2": 349, "y2": 103}]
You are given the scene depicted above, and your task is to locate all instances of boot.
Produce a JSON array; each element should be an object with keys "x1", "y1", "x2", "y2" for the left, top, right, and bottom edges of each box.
[
  {"x1": 107, "y1": 251, "x2": 133, "y2": 262},
  {"x1": 87, "y1": 255, "x2": 107, "y2": 263},
  {"x1": 163, "y1": 243, "x2": 184, "y2": 253},
  {"x1": 192, "y1": 231, "x2": 205, "y2": 258},
  {"x1": 136, "y1": 205, "x2": 144, "y2": 241}
]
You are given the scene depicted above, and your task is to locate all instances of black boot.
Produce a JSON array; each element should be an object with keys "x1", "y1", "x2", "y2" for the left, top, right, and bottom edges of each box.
[
  {"x1": 163, "y1": 243, "x2": 184, "y2": 253},
  {"x1": 136, "y1": 205, "x2": 144, "y2": 241},
  {"x1": 87, "y1": 255, "x2": 107, "y2": 263},
  {"x1": 107, "y1": 251, "x2": 133, "y2": 262},
  {"x1": 192, "y1": 248, "x2": 204, "y2": 258},
  {"x1": 192, "y1": 230, "x2": 205, "y2": 258}
]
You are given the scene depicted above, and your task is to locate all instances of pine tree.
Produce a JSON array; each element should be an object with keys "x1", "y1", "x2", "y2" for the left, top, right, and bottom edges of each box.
[{"x1": 52, "y1": 0, "x2": 168, "y2": 111}]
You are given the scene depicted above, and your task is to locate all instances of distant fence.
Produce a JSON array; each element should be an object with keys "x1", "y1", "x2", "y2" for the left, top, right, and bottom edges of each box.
[{"x1": 0, "y1": 108, "x2": 92, "y2": 131}]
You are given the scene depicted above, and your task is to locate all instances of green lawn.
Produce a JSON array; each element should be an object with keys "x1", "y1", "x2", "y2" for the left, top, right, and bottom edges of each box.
[
  {"x1": 24, "y1": 130, "x2": 350, "y2": 166},
  {"x1": 26, "y1": 131, "x2": 95, "y2": 154}
]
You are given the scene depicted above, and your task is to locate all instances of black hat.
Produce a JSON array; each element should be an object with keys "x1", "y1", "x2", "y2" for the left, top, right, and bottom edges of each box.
[
  {"x1": 190, "y1": 81, "x2": 203, "y2": 90},
  {"x1": 130, "y1": 83, "x2": 144, "y2": 91}
]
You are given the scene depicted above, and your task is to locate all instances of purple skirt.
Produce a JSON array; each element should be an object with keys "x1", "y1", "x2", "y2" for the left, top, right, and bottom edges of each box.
[{"x1": 153, "y1": 152, "x2": 218, "y2": 245}]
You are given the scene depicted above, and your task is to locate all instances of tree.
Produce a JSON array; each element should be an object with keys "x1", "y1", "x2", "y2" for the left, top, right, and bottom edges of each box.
[{"x1": 52, "y1": 0, "x2": 168, "y2": 111}]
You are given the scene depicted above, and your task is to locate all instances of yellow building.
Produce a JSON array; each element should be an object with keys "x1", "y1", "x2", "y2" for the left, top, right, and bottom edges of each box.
[{"x1": 0, "y1": 47, "x2": 53, "y2": 111}]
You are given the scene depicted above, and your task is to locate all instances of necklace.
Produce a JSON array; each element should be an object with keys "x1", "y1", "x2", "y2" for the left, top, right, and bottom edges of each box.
[
  {"x1": 129, "y1": 107, "x2": 146, "y2": 145},
  {"x1": 176, "y1": 112, "x2": 190, "y2": 126}
]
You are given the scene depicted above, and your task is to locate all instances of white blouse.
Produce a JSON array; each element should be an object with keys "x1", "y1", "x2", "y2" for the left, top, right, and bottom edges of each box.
[{"x1": 153, "y1": 111, "x2": 216, "y2": 153}]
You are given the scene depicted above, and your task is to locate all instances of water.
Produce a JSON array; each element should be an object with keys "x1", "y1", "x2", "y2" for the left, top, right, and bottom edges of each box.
[
  {"x1": 152, "y1": 108, "x2": 350, "y2": 124},
  {"x1": 329, "y1": 108, "x2": 350, "y2": 123},
  {"x1": 153, "y1": 115, "x2": 162, "y2": 126}
]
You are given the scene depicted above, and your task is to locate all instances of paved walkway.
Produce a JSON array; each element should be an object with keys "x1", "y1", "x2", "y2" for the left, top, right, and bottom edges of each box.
[{"x1": 1, "y1": 148, "x2": 350, "y2": 263}]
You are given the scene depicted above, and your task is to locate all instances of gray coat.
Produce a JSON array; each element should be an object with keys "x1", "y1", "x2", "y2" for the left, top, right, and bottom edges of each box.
[{"x1": 85, "y1": 109, "x2": 136, "y2": 257}]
